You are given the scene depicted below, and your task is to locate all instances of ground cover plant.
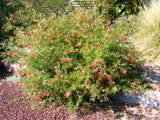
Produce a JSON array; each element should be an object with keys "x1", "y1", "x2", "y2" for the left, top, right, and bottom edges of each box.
[
  {"x1": 132, "y1": 0, "x2": 160, "y2": 63},
  {"x1": 2, "y1": 7, "x2": 149, "y2": 113}
]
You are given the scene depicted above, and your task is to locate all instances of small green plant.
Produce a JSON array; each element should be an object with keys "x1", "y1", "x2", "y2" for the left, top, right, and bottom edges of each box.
[
  {"x1": 126, "y1": 115, "x2": 130, "y2": 119},
  {"x1": 30, "y1": 103, "x2": 38, "y2": 109},
  {"x1": 4, "y1": 8, "x2": 147, "y2": 113},
  {"x1": 114, "y1": 111, "x2": 124, "y2": 119},
  {"x1": 9, "y1": 98, "x2": 19, "y2": 103}
]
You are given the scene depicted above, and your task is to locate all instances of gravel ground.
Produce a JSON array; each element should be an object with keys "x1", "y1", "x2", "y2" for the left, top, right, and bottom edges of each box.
[
  {"x1": 0, "y1": 81, "x2": 115, "y2": 120},
  {"x1": 1, "y1": 80, "x2": 160, "y2": 120}
]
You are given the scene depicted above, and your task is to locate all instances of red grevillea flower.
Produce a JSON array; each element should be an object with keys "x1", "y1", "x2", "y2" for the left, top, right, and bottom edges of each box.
[
  {"x1": 61, "y1": 58, "x2": 64, "y2": 62},
  {"x1": 84, "y1": 70, "x2": 87, "y2": 73},
  {"x1": 132, "y1": 92, "x2": 136, "y2": 95},
  {"x1": 23, "y1": 60, "x2": 28, "y2": 63},
  {"x1": 131, "y1": 60, "x2": 135, "y2": 63},
  {"x1": 98, "y1": 71, "x2": 103, "y2": 75},
  {"x1": 26, "y1": 71, "x2": 30, "y2": 76},
  {"x1": 107, "y1": 21, "x2": 111, "y2": 25},
  {"x1": 61, "y1": 58, "x2": 67, "y2": 62},
  {"x1": 101, "y1": 64, "x2": 104, "y2": 67},
  {"x1": 72, "y1": 32, "x2": 75, "y2": 36},
  {"x1": 15, "y1": 71, "x2": 22, "y2": 77},
  {"x1": 108, "y1": 75, "x2": 112, "y2": 80},
  {"x1": 57, "y1": 76, "x2": 60, "y2": 79},
  {"x1": 93, "y1": 68, "x2": 98, "y2": 72},
  {"x1": 98, "y1": 46, "x2": 101, "y2": 50},
  {"x1": 41, "y1": 93, "x2": 46, "y2": 96},
  {"x1": 82, "y1": 15, "x2": 86, "y2": 19},
  {"x1": 91, "y1": 23, "x2": 94, "y2": 27},
  {"x1": 88, "y1": 9, "x2": 92, "y2": 12},
  {"x1": 70, "y1": 72, "x2": 75, "y2": 75},
  {"x1": 68, "y1": 59, "x2": 71, "y2": 62},
  {"x1": 32, "y1": 54, "x2": 35, "y2": 57},
  {"x1": 38, "y1": 96, "x2": 42, "y2": 100},
  {"x1": 109, "y1": 81, "x2": 112, "y2": 84},
  {"x1": 39, "y1": 23, "x2": 42, "y2": 26},
  {"x1": 99, "y1": 83, "x2": 104, "y2": 87},
  {"x1": 84, "y1": 90, "x2": 88, "y2": 93},
  {"x1": 64, "y1": 58, "x2": 67, "y2": 62},
  {"x1": 79, "y1": 8, "x2": 82, "y2": 12},
  {"x1": 65, "y1": 92, "x2": 71, "y2": 98},
  {"x1": 85, "y1": 80, "x2": 89, "y2": 84},
  {"x1": 115, "y1": 32, "x2": 119, "y2": 35},
  {"x1": 92, "y1": 61, "x2": 99, "y2": 66},
  {"x1": 155, "y1": 97, "x2": 158, "y2": 100},
  {"x1": 99, "y1": 77, "x2": 102, "y2": 80},
  {"x1": 108, "y1": 28, "x2": 113, "y2": 32}
]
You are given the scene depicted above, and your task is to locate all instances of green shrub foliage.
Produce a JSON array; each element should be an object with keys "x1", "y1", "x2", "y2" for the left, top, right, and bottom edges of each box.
[{"x1": 4, "y1": 8, "x2": 146, "y2": 112}]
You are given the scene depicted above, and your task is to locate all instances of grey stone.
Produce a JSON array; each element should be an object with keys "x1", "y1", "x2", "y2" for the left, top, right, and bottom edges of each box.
[
  {"x1": 138, "y1": 69, "x2": 160, "y2": 83},
  {"x1": 116, "y1": 90, "x2": 160, "y2": 109}
]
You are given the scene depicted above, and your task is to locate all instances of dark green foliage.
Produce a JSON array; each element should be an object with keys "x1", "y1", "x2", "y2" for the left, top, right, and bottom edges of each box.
[
  {"x1": 25, "y1": 0, "x2": 70, "y2": 17},
  {"x1": 96, "y1": 0, "x2": 152, "y2": 21}
]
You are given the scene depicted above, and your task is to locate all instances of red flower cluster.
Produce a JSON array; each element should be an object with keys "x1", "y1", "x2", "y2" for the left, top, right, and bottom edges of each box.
[{"x1": 61, "y1": 58, "x2": 71, "y2": 62}]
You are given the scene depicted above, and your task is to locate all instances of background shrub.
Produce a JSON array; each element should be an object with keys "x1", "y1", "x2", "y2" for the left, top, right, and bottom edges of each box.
[
  {"x1": 24, "y1": 0, "x2": 70, "y2": 17},
  {"x1": 0, "y1": 0, "x2": 20, "y2": 42}
]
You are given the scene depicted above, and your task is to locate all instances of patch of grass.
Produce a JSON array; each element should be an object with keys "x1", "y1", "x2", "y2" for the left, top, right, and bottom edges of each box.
[{"x1": 132, "y1": 0, "x2": 160, "y2": 63}]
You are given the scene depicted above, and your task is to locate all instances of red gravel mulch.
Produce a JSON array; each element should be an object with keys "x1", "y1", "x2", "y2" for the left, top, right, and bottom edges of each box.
[
  {"x1": 1, "y1": 80, "x2": 160, "y2": 120},
  {"x1": 0, "y1": 81, "x2": 115, "y2": 120}
]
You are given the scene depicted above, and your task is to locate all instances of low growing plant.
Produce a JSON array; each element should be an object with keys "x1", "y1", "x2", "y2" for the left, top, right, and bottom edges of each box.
[{"x1": 4, "y1": 8, "x2": 147, "y2": 112}]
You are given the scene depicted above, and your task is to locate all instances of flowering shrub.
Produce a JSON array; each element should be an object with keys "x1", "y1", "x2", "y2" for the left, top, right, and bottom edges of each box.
[{"x1": 3, "y1": 8, "x2": 146, "y2": 112}]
